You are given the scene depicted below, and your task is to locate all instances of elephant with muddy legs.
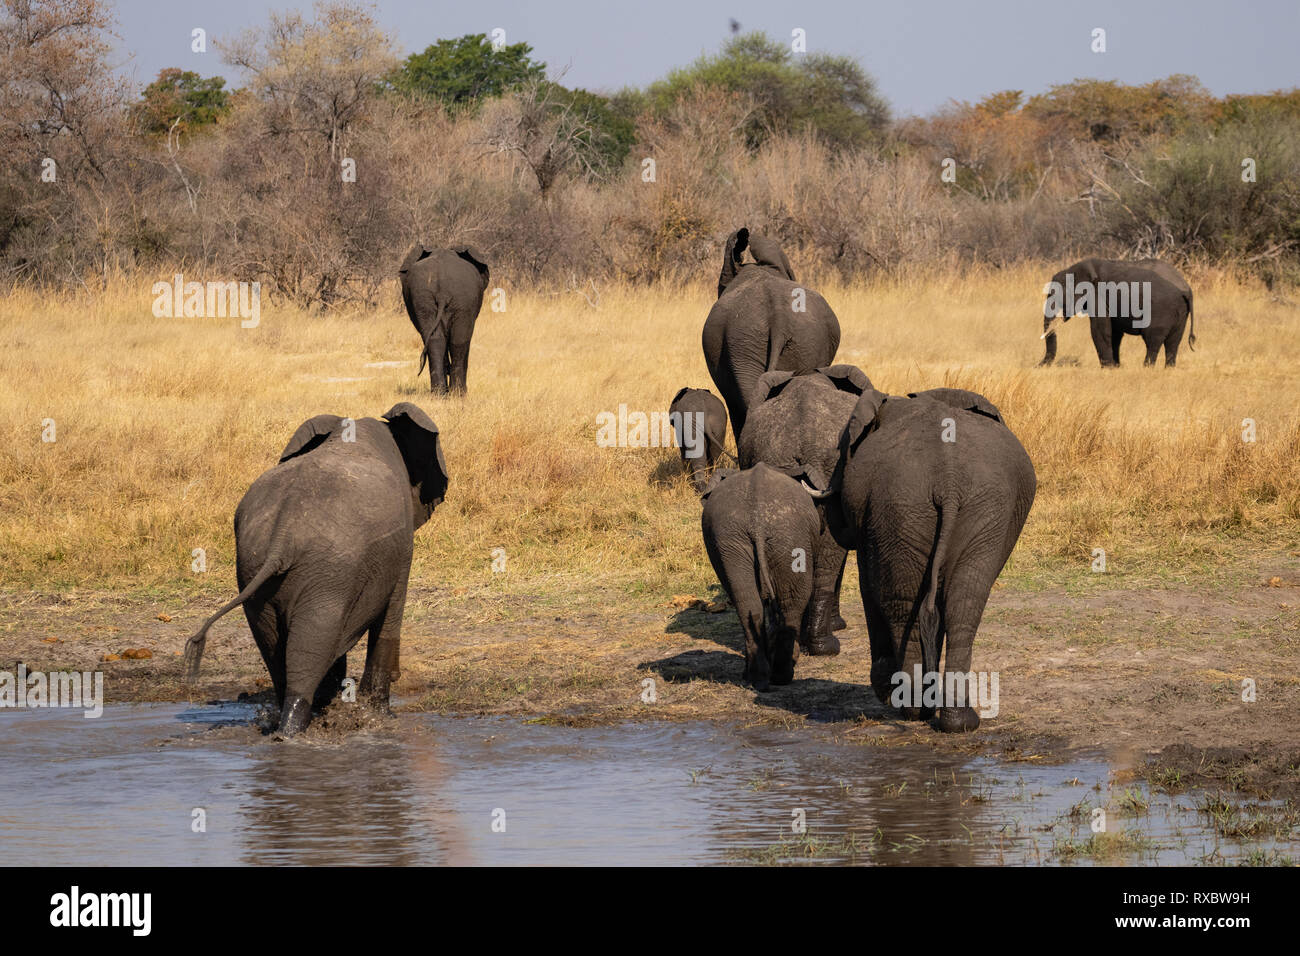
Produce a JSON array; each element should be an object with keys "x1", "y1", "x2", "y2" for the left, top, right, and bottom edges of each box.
[
  {"x1": 669, "y1": 387, "x2": 728, "y2": 492},
  {"x1": 701, "y1": 464, "x2": 822, "y2": 692},
  {"x1": 739, "y1": 364, "x2": 875, "y2": 656},
  {"x1": 702, "y1": 228, "x2": 841, "y2": 440},
  {"x1": 1039, "y1": 258, "x2": 1195, "y2": 368},
  {"x1": 400, "y1": 244, "x2": 490, "y2": 394},
  {"x1": 810, "y1": 391, "x2": 1035, "y2": 732},
  {"x1": 184, "y1": 403, "x2": 449, "y2": 737}
]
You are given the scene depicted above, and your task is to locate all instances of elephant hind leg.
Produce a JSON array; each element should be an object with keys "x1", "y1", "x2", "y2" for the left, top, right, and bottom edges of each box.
[
  {"x1": 279, "y1": 604, "x2": 348, "y2": 736},
  {"x1": 359, "y1": 589, "x2": 406, "y2": 710},
  {"x1": 1162, "y1": 318, "x2": 1188, "y2": 367},
  {"x1": 424, "y1": 327, "x2": 450, "y2": 394},
  {"x1": 934, "y1": 575, "x2": 995, "y2": 733},
  {"x1": 447, "y1": 337, "x2": 470, "y2": 395}
]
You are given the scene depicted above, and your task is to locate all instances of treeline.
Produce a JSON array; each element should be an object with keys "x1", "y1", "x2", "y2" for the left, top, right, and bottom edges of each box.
[{"x1": 2, "y1": 0, "x2": 1298, "y2": 306}]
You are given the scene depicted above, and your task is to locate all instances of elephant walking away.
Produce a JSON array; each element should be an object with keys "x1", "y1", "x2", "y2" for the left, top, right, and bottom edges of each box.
[
  {"x1": 1039, "y1": 258, "x2": 1194, "y2": 367},
  {"x1": 702, "y1": 228, "x2": 841, "y2": 440},
  {"x1": 669, "y1": 387, "x2": 729, "y2": 492},
  {"x1": 701, "y1": 464, "x2": 822, "y2": 692},
  {"x1": 739, "y1": 364, "x2": 876, "y2": 655},
  {"x1": 184, "y1": 403, "x2": 449, "y2": 736},
  {"x1": 810, "y1": 391, "x2": 1035, "y2": 732},
  {"x1": 400, "y1": 244, "x2": 490, "y2": 394}
]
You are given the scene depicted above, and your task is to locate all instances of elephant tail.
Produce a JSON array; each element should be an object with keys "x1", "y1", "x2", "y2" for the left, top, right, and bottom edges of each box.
[
  {"x1": 414, "y1": 302, "x2": 450, "y2": 379},
  {"x1": 926, "y1": 496, "x2": 957, "y2": 615},
  {"x1": 754, "y1": 534, "x2": 778, "y2": 619},
  {"x1": 183, "y1": 554, "x2": 284, "y2": 683},
  {"x1": 1187, "y1": 293, "x2": 1196, "y2": 351}
]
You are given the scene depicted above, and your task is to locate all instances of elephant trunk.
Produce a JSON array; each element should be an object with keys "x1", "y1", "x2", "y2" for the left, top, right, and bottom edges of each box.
[{"x1": 1039, "y1": 313, "x2": 1058, "y2": 366}]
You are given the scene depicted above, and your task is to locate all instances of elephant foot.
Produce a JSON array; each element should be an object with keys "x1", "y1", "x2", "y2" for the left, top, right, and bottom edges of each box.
[
  {"x1": 275, "y1": 696, "x2": 313, "y2": 737},
  {"x1": 870, "y1": 657, "x2": 897, "y2": 704},
  {"x1": 937, "y1": 706, "x2": 981, "y2": 733},
  {"x1": 770, "y1": 661, "x2": 795, "y2": 686},
  {"x1": 899, "y1": 705, "x2": 935, "y2": 722},
  {"x1": 802, "y1": 633, "x2": 841, "y2": 656},
  {"x1": 831, "y1": 614, "x2": 848, "y2": 632}
]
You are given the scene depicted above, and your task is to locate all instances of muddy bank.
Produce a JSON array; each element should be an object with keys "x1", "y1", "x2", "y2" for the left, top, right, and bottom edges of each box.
[{"x1": 2, "y1": 577, "x2": 1299, "y2": 794}]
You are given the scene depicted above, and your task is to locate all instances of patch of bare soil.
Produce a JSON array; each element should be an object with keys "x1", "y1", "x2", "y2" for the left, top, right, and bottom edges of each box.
[{"x1": 2, "y1": 576, "x2": 1297, "y2": 790}]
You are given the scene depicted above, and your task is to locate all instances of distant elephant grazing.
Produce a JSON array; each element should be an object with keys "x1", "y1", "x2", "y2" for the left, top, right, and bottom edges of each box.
[
  {"x1": 184, "y1": 403, "x2": 449, "y2": 737},
  {"x1": 701, "y1": 464, "x2": 821, "y2": 692},
  {"x1": 400, "y1": 244, "x2": 490, "y2": 394},
  {"x1": 809, "y1": 391, "x2": 1035, "y2": 732},
  {"x1": 669, "y1": 387, "x2": 728, "y2": 492},
  {"x1": 1039, "y1": 258, "x2": 1195, "y2": 367},
  {"x1": 739, "y1": 364, "x2": 875, "y2": 656},
  {"x1": 702, "y1": 228, "x2": 841, "y2": 440}
]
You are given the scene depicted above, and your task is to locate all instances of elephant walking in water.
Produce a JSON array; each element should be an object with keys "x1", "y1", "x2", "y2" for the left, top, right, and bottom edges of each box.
[
  {"x1": 1039, "y1": 258, "x2": 1195, "y2": 367},
  {"x1": 400, "y1": 244, "x2": 490, "y2": 394},
  {"x1": 184, "y1": 403, "x2": 449, "y2": 736},
  {"x1": 702, "y1": 228, "x2": 841, "y2": 441}
]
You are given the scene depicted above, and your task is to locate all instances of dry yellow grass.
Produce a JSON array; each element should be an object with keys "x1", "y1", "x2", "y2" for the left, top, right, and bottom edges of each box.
[{"x1": 1, "y1": 264, "x2": 1297, "y2": 608}]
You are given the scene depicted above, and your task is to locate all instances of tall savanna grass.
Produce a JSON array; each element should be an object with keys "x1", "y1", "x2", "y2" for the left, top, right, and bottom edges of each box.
[{"x1": 1, "y1": 264, "x2": 1297, "y2": 603}]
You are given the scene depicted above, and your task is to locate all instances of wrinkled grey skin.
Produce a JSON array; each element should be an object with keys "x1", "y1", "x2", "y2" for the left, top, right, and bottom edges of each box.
[
  {"x1": 669, "y1": 387, "x2": 728, "y2": 492},
  {"x1": 739, "y1": 364, "x2": 874, "y2": 656},
  {"x1": 818, "y1": 392, "x2": 1035, "y2": 732},
  {"x1": 701, "y1": 463, "x2": 821, "y2": 692},
  {"x1": 702, "y1": 228, "x2": 841, "y2": 440},
  {"x1": 1040, "y1": 258, "x2": 1195, "y2": 367},
  {"x1": 400, "y1": 244, "x2": 490, "y2": 393},
  {"x1": 184, "y1": 403, "x2": 449, "y2": 737}
]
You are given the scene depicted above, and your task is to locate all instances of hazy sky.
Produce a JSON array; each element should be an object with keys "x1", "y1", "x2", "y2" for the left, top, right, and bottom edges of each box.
[{"x1": 110, "y1": 0, "x2": 1299, "y2": 116}]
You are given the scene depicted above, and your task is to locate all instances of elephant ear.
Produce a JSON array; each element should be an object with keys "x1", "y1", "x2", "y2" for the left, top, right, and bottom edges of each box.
[
  {"x1": 842, "y1": 389, "x2": 889, "y2": 454},
  {"x1": 383, "y1": 402, "x2": 449, "y2": 526},
  {"x1": 748, "y1": 235, "x2": 795, "y2": 282},
  {"x1": 453, "y1": 246, "x2": 490, "y2": 287},
  {"x1": 908, "y1": 388, "x2": 1004, "y2": 424},
  {"x1": 816, "y1": 364, "x2": 873, "y2": 395},
  {"x1": 750, "y1": 369, "x2": 796, "y2": 406},
  {"x1": 717, "y1": 227, "x2": 750, "y2": 298},
  {"x1": 399, "y1": 243, "x2": 431, "y2": 275},
  {"x1": 279, "y1": 414, "x2": 344, "y2": 463},
  {"x1": 670, "y1": 386, "x2": 692, "y2": 408}
]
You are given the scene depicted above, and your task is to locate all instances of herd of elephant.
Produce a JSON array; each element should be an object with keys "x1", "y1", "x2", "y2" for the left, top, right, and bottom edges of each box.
[{"x1": 184, "y1": 228, "x2": 1197, "y2": 736}]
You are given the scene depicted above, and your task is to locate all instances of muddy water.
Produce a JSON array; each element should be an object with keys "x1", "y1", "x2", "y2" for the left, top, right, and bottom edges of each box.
[{"x1": 0, "y1": 704, "x2": 1286, "y2": 865}]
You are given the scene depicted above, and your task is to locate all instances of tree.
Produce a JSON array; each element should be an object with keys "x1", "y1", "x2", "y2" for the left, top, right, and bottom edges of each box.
[
  {"x1": 131, "y1": 68, "x2": 231, "y2": 137},
  {"x1": 220, "y1": 1, "x2": 397, "y2": 158},
  {"x1": 646, "y1": 31, "x2": 889, "y2": 150},
  {"x1": 388, "y1": 33, "x2": 544, "y2": 110}
]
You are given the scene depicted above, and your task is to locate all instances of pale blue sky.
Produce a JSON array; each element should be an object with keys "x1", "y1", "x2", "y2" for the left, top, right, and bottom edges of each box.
[{"x1": 109, "y1": 0, "x2": 1299, "y2": 116}]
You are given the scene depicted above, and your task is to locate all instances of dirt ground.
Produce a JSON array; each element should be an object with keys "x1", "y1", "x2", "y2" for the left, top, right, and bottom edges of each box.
[{"x1": 5, "y1": 555, "x2": 1299, "y2": 797}]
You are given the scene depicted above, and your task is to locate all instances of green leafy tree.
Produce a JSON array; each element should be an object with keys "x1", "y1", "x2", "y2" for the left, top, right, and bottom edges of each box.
[
  {"x1": 132, "y1": 68, "x2": 231, "y2": 136},
  {"x1": 389, "y1": 34, "x2": 545, "y2": 110},
  {"x1": 646, "y1": 31, "x2": 888, "y2": 149}
]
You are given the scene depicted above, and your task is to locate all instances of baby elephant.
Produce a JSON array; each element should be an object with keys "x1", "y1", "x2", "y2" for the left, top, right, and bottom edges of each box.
[
  {"x1": 701, "y1": 463, "x2": 821, "y2": 691},
  {"x1": 184, "y1": 403, "x2": 449, "y2": 736},
  {"x1": 670, "y1": 387, "x2": 728, "y2": 491}
]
